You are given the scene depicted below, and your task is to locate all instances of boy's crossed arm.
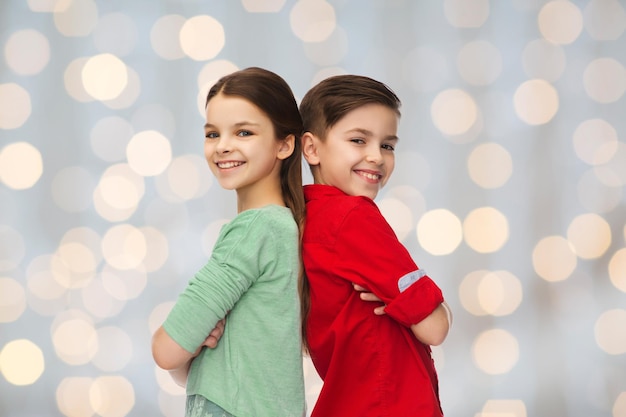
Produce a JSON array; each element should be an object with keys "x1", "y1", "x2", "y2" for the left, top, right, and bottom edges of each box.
[{"x1": 354, "y1": 283, "x2": 452, "y2": 346}]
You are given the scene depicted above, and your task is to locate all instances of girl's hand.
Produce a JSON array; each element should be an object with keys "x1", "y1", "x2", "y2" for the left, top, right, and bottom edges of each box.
[
  {"x1": 203, "y1": 318, "x2": 226, "y2": 349},
  {"x1": 353, "y1": 284, "x2": 386, "y2": 315}
]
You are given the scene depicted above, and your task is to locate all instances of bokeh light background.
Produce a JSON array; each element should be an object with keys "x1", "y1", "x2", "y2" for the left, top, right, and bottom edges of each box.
[{"x1": 1, "y1": 0, "x2": 626, "y2": 416}]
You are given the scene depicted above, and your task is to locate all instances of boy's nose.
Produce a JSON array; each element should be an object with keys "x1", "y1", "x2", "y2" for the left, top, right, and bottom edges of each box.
[{"x1": 366, "y1": 147, "x2": 383, "y2": 164}]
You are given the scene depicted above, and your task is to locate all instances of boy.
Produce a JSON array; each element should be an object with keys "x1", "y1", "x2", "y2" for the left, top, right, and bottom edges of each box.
[{"x1": 299, "y1": 74, "x2": 451, "y2": 417}]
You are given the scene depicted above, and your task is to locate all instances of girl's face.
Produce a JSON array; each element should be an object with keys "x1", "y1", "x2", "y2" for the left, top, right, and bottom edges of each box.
[
  {"x1": 204, "y1": 93, "x2": 290, "y2": 207},
  {"x1": 303, "y1": 103, "x2": 399, "y2": 201}
]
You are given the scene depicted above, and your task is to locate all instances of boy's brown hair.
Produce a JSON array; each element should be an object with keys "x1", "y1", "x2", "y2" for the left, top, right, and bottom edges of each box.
[{"x1": 299, "y1": 74, "x2": 402, "y2": 141}]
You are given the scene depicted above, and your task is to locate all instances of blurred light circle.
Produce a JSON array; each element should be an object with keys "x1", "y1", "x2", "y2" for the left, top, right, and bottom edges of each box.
[
  {"x1": 101, "y1": 265, "x2": 147, "y2": 301},
  {"x1": 572, "y1": 119, "x2": 619, "y2": 165},
  {"x1": 4, "y1": 29, "x2": 50, "y2": 75},
  {"x1": 102, "y1": 66, "x2": 141, "y2": 110},
  {"x1": 457, "y1": 40, "x2": 502, "y2": 85},
  {"x1": 56, "y1": 377, "x2": 94, "y2": 417},
  {"x1": 0, "y1": 225, "x2": 25, "y2": 271},
  {"x1": 0, "y1": 278, "x2": 26, "y2": 323},
  {"x1": 155, "y1": 366, "x2": 185, "y2": 395},
  {"x1": 615, "y1": 392, "x2": 626, "y2": 417},
  {"x1": 242, "y1": 0, "x2": 286, "y2": 12},
  {"x1": 126, "y1": 130, "x2": 172, "y2": 177},
  {"x1": 93, "y1": 12, "x2": 138, "y2": 57},
  {"x1": 467, "y1": 143, "x2": 512, "y2": 189},
  {"x1": 91, "y1": 327, "x2": 133, "y2": 372},
  {"x1": 93, "y1": 163, "x2": 145, "y2": 222},
  {"x1": 378, "y1": 198, "x2": 413, "y2": 242},
  {"x1": 583, "y1": 0, "x2": 626, "y2": 41},
  {"x1": 0, "y1": 83, "x2": 32, "y2": 129},
  {"x1": 81, "y1": 278, "x2": 126, "y2": 319},
  {"x1": 90, "y1": 375, "x2": 135, "y2": 417},
  {"x1": 567, "y1": 213, "x2": 611, "y2": 259},
  {"x1": 26, "y1": 255, "x2": 68, "y2": 301},
  {"x1": 156, "y1": 154, "x2": 212, "y2": 202},
  {"x1": 583, "y1": 58, "x2": 626, "y2": 103},
  {"x1": 431, "y1": 89, "x2": 478, "y2": 136},
  {"x1": 139, "y1": 226, "x2": 169, "y2": 273},
  {"x1": 0, "y1": 142, "x2": 42, "y2": 190},
  {"x1": 82, "y1": 53, "x2": 128, "y2": 101},
  {"x1": 149, "y1": 302, "x2": 175, "y2": 334},
  {"x1": 594, "y1": 309, "x2": 626, "y2": 354},
  {"x1": 52, "y1": 317, "x2": 98, "y2": 365},
  {"x1": 53, "y1": 242, "x2": 97, "y2": 288},
  {"x1": 460, "y1": 270, "x2": 523, "y2": 317},
  {"x1": 444, "y1": 0, "x2": 489, "y2": 28},
  {"x1": 608, "y1": 248, "x2": 626, "y2": 293},
  {"x1": 538, "y1": 0, "x2": 583, "y2": 44},
  {"x1": 472, "y1": 329, "x2": 519, "y2": 375},
  {"x1": 290, "y1": 0, "x2": 336, "y2": 42},
  {"x1": 463, "y1": 207, "x2": 509, "y2": 253},
  {"x1": 64, "y1": 57, "x2": 94, "y2": 103},
  {"x1": 513, "y1": 79, "x2": 559, "y2": 125},
  {"x1": 52, "y1": 166, "x2": 95, "y2": 212},
  {"x1": 28, "y1": 0, "x2": 69, "y2": 12},
  {"x1": 417, "y1": 209, "x2": 463, "y2": 256},
  {"x1": 101, "y1": 224, "x2": 147, "y2": 270},
  {"x1": 151, "y1": 15, "x2": 186, "y2": 60},
  {"x1": 53, "y1": 0, "x2": 98, "y2": 37},
  {"x1": 532, "y1": 235, "x2": 577, "y2": 282},
  {"x1": 522, "y1": 39, "x2": 566, "y2": 82},
  {"x1": 180, "y1": 15, "x2": 225, "y2": 61},
  {"x1": 0, "y1": 339, "x2": 45, "y2": 385}
]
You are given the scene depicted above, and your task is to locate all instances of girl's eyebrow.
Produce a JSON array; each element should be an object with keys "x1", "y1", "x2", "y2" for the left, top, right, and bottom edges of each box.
[{"x1": 204, "y1": 121, "x2": 260, "y2": 129}]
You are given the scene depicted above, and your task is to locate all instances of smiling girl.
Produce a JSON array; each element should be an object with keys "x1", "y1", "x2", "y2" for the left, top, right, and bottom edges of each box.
[{"x1": 152, "y1": 67, "x2": 306, "y2": 417}]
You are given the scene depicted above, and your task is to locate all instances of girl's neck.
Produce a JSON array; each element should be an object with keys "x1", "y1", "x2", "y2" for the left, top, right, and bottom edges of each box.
[{"x1": 236, "y1": 184, "x2": 285, "y2": 213}]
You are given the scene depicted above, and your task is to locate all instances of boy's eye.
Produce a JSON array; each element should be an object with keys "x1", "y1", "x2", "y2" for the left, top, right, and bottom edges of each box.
[
  {"x1": 205, "y1": 132, "x2": 219, "y2": 139},
  {"x1": 382, "y1": 143, "x2": 395, "y2": 151},
  {"x1": 350, "y1": 138, "x2": 365, "y2": 144}
]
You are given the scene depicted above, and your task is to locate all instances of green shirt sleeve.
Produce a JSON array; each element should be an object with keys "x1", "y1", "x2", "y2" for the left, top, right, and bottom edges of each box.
[{"x1": 163, "y1": 210, "x2": 268, "y2": 353}]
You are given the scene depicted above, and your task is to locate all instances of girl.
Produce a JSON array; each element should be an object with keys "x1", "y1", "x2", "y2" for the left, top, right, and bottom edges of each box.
[{"x1": 152, "y1": 67, "x2": 306, "y2": 417}]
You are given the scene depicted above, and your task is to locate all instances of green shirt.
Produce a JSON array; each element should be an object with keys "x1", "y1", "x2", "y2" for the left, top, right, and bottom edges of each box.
[{"x1": 163, "y1": 205, "x2": 305, "y2": 417}]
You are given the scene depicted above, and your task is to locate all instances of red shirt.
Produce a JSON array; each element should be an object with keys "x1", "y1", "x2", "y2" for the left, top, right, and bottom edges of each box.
[{"x1": 303, "y1": 185, "x2": 445, "y2": 417}]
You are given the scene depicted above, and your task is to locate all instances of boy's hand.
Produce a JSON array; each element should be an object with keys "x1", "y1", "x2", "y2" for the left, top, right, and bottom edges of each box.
[{"x1": 353, "y1": 284, "x2": 386, "y2": 315}]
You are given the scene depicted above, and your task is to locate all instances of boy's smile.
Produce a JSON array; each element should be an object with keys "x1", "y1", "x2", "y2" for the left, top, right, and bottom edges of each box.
[{"x1": 303, "y1": 103, "x2": 399, "y2": 200}]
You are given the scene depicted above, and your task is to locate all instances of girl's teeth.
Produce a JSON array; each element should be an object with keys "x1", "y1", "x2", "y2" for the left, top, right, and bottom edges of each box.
[{"x1": 218, "y1": 161, "x2": 243, "y2": 168}]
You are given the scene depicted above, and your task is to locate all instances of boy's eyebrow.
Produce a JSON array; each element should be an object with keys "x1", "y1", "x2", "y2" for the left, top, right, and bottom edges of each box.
[{"x1": 345, "y1": 128, "x2": 399, "y2": 141}]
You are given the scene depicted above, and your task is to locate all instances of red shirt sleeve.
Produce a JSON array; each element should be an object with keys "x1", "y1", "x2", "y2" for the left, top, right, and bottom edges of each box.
[{"x1": 332, "y1": 198, "x2": 444, "y2": 327}]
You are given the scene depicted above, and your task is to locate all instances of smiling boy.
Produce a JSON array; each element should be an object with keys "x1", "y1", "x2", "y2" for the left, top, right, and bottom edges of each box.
[{"x1": 299, "y1": 74, "x2": 451, "y2": 417}]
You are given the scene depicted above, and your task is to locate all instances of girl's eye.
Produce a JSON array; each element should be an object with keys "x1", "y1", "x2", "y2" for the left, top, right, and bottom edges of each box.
[
  {"x1": 205, "y1": 132, "x2": 219, "y2": 139},
  {"x1": 237, "y1": 130, "x2": 253, "y2": 137},
  {"x1": 382, "y1": 143, "x2": 395, "y2": 151}
]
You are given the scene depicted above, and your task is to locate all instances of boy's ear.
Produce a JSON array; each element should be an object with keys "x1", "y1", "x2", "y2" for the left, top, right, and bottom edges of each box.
[
  {"x1": 277, "y1": 134, "x2": 295, "y2": 160},
  {"x1": 301, "y1": 132, "x2": 320, "y2": 166}
]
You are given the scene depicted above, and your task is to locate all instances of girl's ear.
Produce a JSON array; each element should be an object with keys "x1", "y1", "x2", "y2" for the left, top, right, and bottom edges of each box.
[
  {"x1": 277, "y1": 134, "x2": 295, "y2": 160},
  {"x1": 301, "y1": 132, "x2": 320, "y2": 166}
]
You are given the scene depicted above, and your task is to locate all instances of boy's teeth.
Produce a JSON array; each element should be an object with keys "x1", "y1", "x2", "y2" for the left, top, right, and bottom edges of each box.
[{"x1": 362, "y1": 172, "x2": 379, "y2": 180}]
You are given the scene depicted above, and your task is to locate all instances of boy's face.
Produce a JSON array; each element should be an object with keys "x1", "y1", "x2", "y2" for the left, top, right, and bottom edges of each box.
[{"x1": 303, "y1": 103, "x2": 399, "y2": 200}]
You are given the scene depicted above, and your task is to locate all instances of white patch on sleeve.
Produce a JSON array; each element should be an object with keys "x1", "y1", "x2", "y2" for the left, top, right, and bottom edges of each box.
[{"x1": 397, "y1": 269, "x2": 428, "y2": 293}]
